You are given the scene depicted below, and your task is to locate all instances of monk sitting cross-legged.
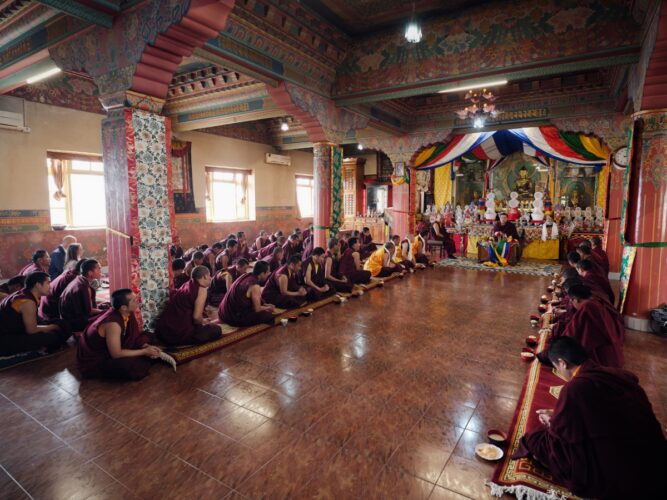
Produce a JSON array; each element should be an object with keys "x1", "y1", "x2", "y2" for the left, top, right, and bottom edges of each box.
[
  {"x1": 576, "y1": 259, "x2": 614, "y2": 305},
  {"x1": 412, "y1": 229, "x2": 431, "y2": 265},
  {"x1": 391, "y1": 235, "x2": 416, "y2": 272},
  {"x1": 514, "y1": 337, "x2": 667, "y2": 499},
  {"x1": 324, "y1": 238, "x2": 353, "y2": 294},
  {"x1": 59, "y1": 259, "x2": 105, "y2": 332},
  {"x1": 20, "y1": 249, "x2": 51, "y2": 276},
  {"x1": 172, "y1": 258, "x2": 188, "y2": 290},
  {"x1": 218, "y1": 260, "x2": 275, "y2": 327},
  {"x1": 39, "y1": 258, "x2": 85, "y2": 322},
  {"x1": 364, "y1": 242, "x2": 403, "y2": 278},
  {"x1": 337, "y1": 237, "x2": 372, "y2": 285},
  {"x1": 209, "y1": 258, "x2": 249, "y2": 307},
  {"x1": 184, "y1": 251, "x2": 204, "y2": 277},
  {"x1": 216, "y1": 239, "x2": 238, "y2": 271},
  {"x1": 261, "y1": 246, "x2": 284, "y2": 273},
  {"x1": 261, "y1": 255, "x2": 308, "y2": 309},
  {"x1": 359, "y1": 227, "x2": 377, "y2": 259},
  {"x1": 302, "y1": 247, "x2": 336, "y2": 301},
  {"x1": 77, "y1": 289, "x2": 162, "y2": 381},
  {"x1": 0, "y1": 272, "x2": 71, "y2": 356},
  {"x1": 591, "y1": 236, "x2": 610, "y2": 275},
  {"x1": 155, "y1": 266, "x2": 222, "y2": 346}
]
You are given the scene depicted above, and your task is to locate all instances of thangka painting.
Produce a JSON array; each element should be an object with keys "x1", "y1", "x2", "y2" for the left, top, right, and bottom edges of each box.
[
  {"x1": 490, "y1": 153, "x2": 545, "y2": 203},
  {"x1": 558, "y1": 177, "x2": 596, "y2": 209},
  {"x1": 455, "y1": 161, "x2": 485, "y2": 206},
  {"x1": 171, "y1": 140, "x2": 196, "y2": 213}
]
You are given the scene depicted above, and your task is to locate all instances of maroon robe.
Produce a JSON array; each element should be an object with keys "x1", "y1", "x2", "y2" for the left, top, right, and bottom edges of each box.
[
  {"x1": 301, "y1": 236, "x2": 314, "y2": 262},
  {"x1": 59, "y1": 275, "x2": 97, "y2": 331},
  {"x1": 583, "y1": 273, "x2": 615, "y2": 305},
  {"x1": 216, "y1": 249, "x2": 236, "y2": 271},
  {"x1": 324, "y1": 250, "x2": 353, "y2": 293},
  {"x1": 592, "y1": 246, "x2": 610, "y2": 275},
  {"x1": 218, "y1": 272, "x2": 274, "y2": 327},
  {"x1": 39, "y1": 269, "x2": 77, "y2": 321},
  {"x1": 201, "y1": 248, "x2": 218, "y2": 273},
  {"x1": 261, "y1": 264, "x2": 305, "y2": 309},
  {"x1": 77, "y1": 309, "x2": 152, "y2": 380},
  {"x1": 338, "y1": 248, "x2": 371, "y2": 284},
  {"x1": 516, "y1": 360, "x2": 667, "y2": 498},
  {"x1": 281, "y1": 241, "x2": 299, "y2": 264},
  {"x1": 492, "y1": 221, "x2": 520, "y2": 241},
  {"x1": 208, "y1": 266, "x2": 242, "y2": 307},
  {"x1": 261, "y1": 254, "x2": 282, "y2": 273},
  {"x1": 0, "y1": 289, "x2": 70, "y2": 355},
  {"x1": 302, "y1": 258, "x2": 336, "y2": 301},
  {"x1": 173, "y1": 273, "x2": 189, "y2": 290},
  {"x1": 155, "y1": 279, "x2": 222, "y2": 346},
  {"x1": 359, "y1": 233, "x2": 376, "y2": 259},
  {"x1": 20, "y1": 262, "x2": 47, "y2": 276},
  {"x1": 257, "y1": 241, "x2": 278, "y2": 259},
  {"x1": 170, "y1": 245, "x2": 184, "y2": 259},
  {"x1": 563, "y1": 299, "x2": 624, "y2": 368},
  {"x1": 430, "y1": 222, "x2": 457, "y2": 256}
]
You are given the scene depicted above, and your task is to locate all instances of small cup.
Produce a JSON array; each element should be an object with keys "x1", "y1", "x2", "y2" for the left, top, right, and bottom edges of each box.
[
  {"x1": 487, "y1": 429, "x2": 508, "y2": 446},
  {"x1": 280, "y1": 318, "x2": 288, "y2": 326},
  {"x1": 521, "y1": 351, "x2": 535, "y2": 362},
  {"x1": 525, "y1": 335, "x2": 538, "y2": 347}
]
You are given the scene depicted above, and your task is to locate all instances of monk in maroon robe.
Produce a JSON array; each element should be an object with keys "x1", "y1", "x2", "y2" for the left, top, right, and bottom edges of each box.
[
  {"x1": 208, "y1": 259, "x2": 249, "y2": 307},
  {"x1": 577, "y1": 242, "x2": 606, "y2": 277},
  {"x1": 492, "y1": 213, "x2": 521, "y2": 241},
  {"x1": 338, "y1": 237, "x2": 372, "y2": 285},
  {"x1": 359, "y1": 227, "x2": 377, "y2": 259},
  {"x1": 0, "y1": 275, "x2": 25, "y2": 299},
  {"x1": 170, "y1": 236, "x2": 184, "y2": 260},
  {"x1": 39, "y1": 261, "x2": 80, "y2": 322},
  {"x1": 258, "y1": 236, "x2": 284, "y2": 260},
  {"x1": 560, "y1": 284, "x2": 624, "y2": 368},
  {"x1": 591, "y1": 236, "x2": 610, "y2": 275},
  {"x1": 301, "y1": 234, "x2": 314, "y2": 262},
  {"x1": 430, "y1": 219, "x2": 457, "y2": 258},
  {"x1": 59, "y1": 259, "x2": 105, "y2": 332},
  {"x1": 202, "y1": 242, "x2": 223, "y2": 273},
  {"x1": 302, "y1": 247, "x2": 336, "y2": 301},
  {"x1": 155, "y1": 266, "x2": 222, "y2": 346},
  {"x1": 20, "y1": 249, "x2": 51, "y2": 276},
  {"x1": 184, "y1": 251, "x2": 205, "y2": 277},
  {"x1": 302, "y1": 224, "x2": 313, "y2": 240},
  {"x1": 550, "y1": 277, "x2": 582, "y2": 338},
  {"x1": 172, "y1": 258, "x2": 188, "y2": 290},
  {"x1": 324, "y1": 238, "x2": 353, "y2": 293},
  {"x1": 216, "y1": 239, "x2": 239, "y2": 271},
  {"x1": 0, "y1": 272, "x2": 71, "y2": 356},
  {"x1": 218, "y1": 261, "x2": 275, "y2": 327},
  {"x1": 251, "y1": 230, "x2": 270, "y2": 258},
  {"x1": 261, "y1": 246, "x2": 284, "y2": 273},
  {"x1": 281, "y1": 234, "x2": 301, "y2": 264},
  {"x1": 77, "y1": 289, "x2": 161, "y2": 380},
  {"x1": 515, "y1": 337, "x2": 666, "y2": 499},
  {"x1": 261, "y1": 256, "x2": 307, "y2": 309},
  {"x1": 576, "y1": 259, "x2": 614, "y2": 304}
]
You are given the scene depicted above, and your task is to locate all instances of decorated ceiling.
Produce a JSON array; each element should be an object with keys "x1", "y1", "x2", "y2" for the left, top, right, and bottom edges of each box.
[{"x1": 0, "y1": 0, "x2": 660, "y2": 151}]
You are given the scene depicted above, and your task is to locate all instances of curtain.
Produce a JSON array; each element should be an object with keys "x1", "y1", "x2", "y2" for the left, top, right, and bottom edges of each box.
[
  {"x1": 434, "y1": 164, "x2": 453, "y2": 207},
  {"x1": 49, "y1": 158, "x2": 67, "y2": 201}
]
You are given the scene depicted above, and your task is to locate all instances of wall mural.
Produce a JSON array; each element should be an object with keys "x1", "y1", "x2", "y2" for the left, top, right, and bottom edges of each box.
[
  {"x1": 455, "y1": 161, "x2": 484, "y2": 206},
  {"x1": 171, "y1": 140, "x2": 196, "y2": 213}
]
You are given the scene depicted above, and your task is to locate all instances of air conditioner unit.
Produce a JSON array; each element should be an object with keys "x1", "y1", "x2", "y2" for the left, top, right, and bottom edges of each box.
[
  {"x1": 0, "y1": 95, "x2": 29, "y2": 132},
  {"x1": 265, "y1": 153, "x2": 291, "y2": 166}
]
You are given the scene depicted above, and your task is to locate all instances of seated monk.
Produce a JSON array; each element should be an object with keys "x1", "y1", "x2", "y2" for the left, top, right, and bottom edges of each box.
[
  {"x1": 412, "y1": 229, "x2": 431, "y2": 265},
  {"x1": 282, "y1": 233, "x2": 301, "y2": 264},
  {"x1": 261, "y1": 255, "x2": 308, "y2": 309},
  {"x1": 492, "y1": 213, "x2": 521, "y2": 241},
  {"x1": 170, "y1": 236, "x2": 184, "y2": 260},
  {"x1": 202, "y1": 242, "x2": 223, "y2": 273},
  {"x1": 77, "y1": 289, "x2": 162, "y2": 381},
  {"x1": 302, "y1": 223, "x2": 313, "y2": 240},
  {"x1": 591, "y1": 236, "x2": 610, "y2": 275},
  {"x1": 257, "y1": 235, "x2": 284, "y2": 260},
  {"x1": 209, "y1": 258, "x2": 249, "y2": 307},
  {"x1": 359, "y1": 227, "x2": 377, "y2": 259},
  {"x1": 20, "y1": 249, "x2": 51, "y2": 276},
  {"x1": 0, "y1": 272, "x2": 71, "y2": 356},
  {"x1": 324, "y1": 238, "x2": 353, "y2": 294},
  {"x1": 251, "y1": 230, "x2": 270, "y2": 257},
  {"x1": 218, "y1": 261, "x2": 275, "y2": 327},
  {"x1": 155, "y1": 266, "x2": 222, "y2": 346},
  {"x1": 301, "y1": 233, "x2": 314, "y2": 262},
  {"x1": 338, "y1": 237, "x2": 372, "y2": 285},
  {"x1": 0, "y1": 275, "x2": 26, "y2": 300},
  {"x1": 336, "y1": 231, "x2": 348, "y2": 253},
  {"x1": 184, "y1": 251, "x2": 204, "y2": 276},
  {"x1": 236, "y1": 231, "x2": 253, "y2": 261},
  {"x1": 550, "y1": 277, "x2": 583, "y2": 338},
  {"x1": 269, "y1": 230, "x2": 282, "y2": 243},
  {"x1": 514, "y1": 337, "x2": 666, "y2": 499},
  {"x1": 59, "y1": 259, "x2": 105, "y2": 331},
  {"x1": 576, "y1": 259, "x2": 614, "y2": 305},
  {"x1": 261, "y1": 246, "x2": 284, "y2": 273},
  {"x1": 216, "y1": 239, "x2": 238, "y2": 271},
  {"x1": 364, "y1": 242, "x2": 402, "y2": 278},
  {"x1": 39, "y1": 259, "x2": 84, "y2": 322},
  {"x1": 577, "y1": 242, "x2": 605, "y2": 277},
  {"x1": 302, "y1": 247, "x2": 336, "y2": 301},
  {"x1": 172, "y1": 259, "x2": 188, "y2": 290},
  {"x1": 391, "y1": 235, "x2": 415, "y2": 271},
  {"x1": 430, "y1": 219, "x2": 456, "y2": 259},
  {"x1": 560, "y1": 283, "x2": 624, "y2": 368}
]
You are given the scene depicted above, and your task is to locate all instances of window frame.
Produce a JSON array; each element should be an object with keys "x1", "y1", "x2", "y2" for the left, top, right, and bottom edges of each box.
[
  {"x1": 295, "y1": 174, "x2": 314, "y2": 218},
  {"x1": 46, "y1": 152, "x2": 106, "y2": 229},
  {"x1": 205, "y1": 166, "x2": 254, "y2": 222}
]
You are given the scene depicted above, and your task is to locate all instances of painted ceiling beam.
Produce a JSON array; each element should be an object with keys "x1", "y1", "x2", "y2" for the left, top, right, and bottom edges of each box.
[
  {"x1": 36, "y1": 0, "x2": 113, "y2": 28},
  {"x1": 0, "y1": 56, "x2": 57, "y2": 93}
]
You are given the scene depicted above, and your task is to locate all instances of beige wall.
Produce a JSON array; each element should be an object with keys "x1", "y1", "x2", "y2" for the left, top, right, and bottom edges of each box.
[
  {"x1": 0, "y1": 101, "x2": 104, "y2": 210},
  {"x1": 0, "y1": 101, "x2": 314, "y2": 212}
]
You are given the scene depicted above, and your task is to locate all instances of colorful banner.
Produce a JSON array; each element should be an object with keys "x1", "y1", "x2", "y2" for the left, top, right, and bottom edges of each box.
[
  {"x1": 330, "y1": 145, "x2": 343, "y2": 237},
  {"x1": 618, "y1": 245, "x2": 638, "y2": 313}
]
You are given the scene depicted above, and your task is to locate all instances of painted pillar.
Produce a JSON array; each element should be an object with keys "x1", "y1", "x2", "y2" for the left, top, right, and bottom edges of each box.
[
  {"x1": 622, "y1": 110, "x2": 667, "y2": 330},
  {"x1": 313, "y1": 141, "x2": 333, "y2": 248},
  {"x1": 605, "y1": 166, "x2": 625, "y2": 274},
  {"x1": 101, "y1": 103, "x2": 175, "y2": 330},
  {"x1": 391, "y1": 182, "x2": 411, "y2": 237}
]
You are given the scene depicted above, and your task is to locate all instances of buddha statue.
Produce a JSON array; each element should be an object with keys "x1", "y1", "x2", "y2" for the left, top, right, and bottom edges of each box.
[{"x1": 514, "y1": 166, "x2": 534, "y2": 201}]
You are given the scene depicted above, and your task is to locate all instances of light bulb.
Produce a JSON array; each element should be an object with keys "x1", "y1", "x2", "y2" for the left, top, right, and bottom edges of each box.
[
  {"x1": 405, "y1": 21, "x2": 422, "y2": 43},
  {"x1": 473, "y1": 117, "x2": 485, "y2": 129},
  {"x1": 280, "y1": 122, "x2": 289, "y2": 131},
  {"x1": 357, "y1": 144, "x2": 364, "y2": 150}
]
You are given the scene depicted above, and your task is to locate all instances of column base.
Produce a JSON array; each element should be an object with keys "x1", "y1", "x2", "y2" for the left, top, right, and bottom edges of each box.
[{"x1": 623, "y1": 314, "x2": 652, "y2": 332}]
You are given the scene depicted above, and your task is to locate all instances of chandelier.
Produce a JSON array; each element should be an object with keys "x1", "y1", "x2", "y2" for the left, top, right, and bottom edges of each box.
[
  {"x1": 405, "y1": 2, "x2": 422, "y2": 43},
  {"x1": 455, "y1": 88, "x2": 499, "y2": 128}
]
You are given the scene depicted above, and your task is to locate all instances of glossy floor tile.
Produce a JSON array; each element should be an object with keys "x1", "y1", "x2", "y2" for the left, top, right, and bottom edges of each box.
[{"x1": 1, "y1": 267, "x2": 666, "y2": 499}]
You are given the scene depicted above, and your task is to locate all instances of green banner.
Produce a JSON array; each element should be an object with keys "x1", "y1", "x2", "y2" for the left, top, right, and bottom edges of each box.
[{"x1": 330, "y1": 145, "x2": 343, "y2": 237}]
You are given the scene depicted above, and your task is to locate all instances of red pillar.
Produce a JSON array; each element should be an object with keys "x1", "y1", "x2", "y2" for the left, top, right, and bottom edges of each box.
[
  {"x1": 622, "y1": 110, "x2": 667, "y2": 330},
  {"x1": 313, "y1": 142, "x2": 333, "y2": 248},
  {"x1": 605, "y1": 166, "x2": 625, "y2": 274},
  {"x1": 102, "y1": 106, "x2": 175, "y2": 329}
]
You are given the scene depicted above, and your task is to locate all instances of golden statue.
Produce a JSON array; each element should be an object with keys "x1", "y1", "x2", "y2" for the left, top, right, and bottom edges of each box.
[{"x1": 514, "y1": 166, "x2": 534, "y2": 201}]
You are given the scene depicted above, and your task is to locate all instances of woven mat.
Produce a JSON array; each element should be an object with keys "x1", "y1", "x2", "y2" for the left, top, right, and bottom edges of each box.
[
  {"x1": 488, "y1": 331, "x2": 578, "y2": 499},
  {"x1": 438, "y1": 258, "x2": 560, "y2": 277}
]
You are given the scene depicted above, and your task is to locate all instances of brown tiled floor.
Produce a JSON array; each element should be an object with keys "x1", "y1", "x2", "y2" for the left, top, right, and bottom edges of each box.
[{"x1": 1, "y1": 267, "x2": 666, "y2": 499}]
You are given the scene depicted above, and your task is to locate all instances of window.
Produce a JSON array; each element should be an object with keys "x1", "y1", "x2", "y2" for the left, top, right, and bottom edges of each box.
[
  {"x1": 295, "y1": 175, "x2": 314, "y2": 218},
  {"x1": 205, "y1": 166, "x2": 254, "y2": 222},
  {"x1": 47, "y1": 153, "x2": 106, "y2": 228}
]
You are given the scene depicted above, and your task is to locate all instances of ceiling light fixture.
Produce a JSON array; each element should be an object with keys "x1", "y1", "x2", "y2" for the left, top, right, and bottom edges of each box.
[
  {"x1": 26, "y1": 67, "x2": 61, "y2": 84},
  {"x1": 405, "y1": 2, "x2": 422, "y2": 43},
  {"x1": 438, "y1": 79, "x2": 508, "y2": 94},
  {"x1": 280, "y1": 122, "x2": 289, "y2": 132},
  {"x1": 357, "y1": 144, "x2": 364, "y2": 150}
]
